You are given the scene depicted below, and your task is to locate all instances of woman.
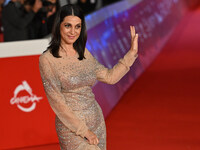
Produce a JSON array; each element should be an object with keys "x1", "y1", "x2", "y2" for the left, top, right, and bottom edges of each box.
[{"x1": 39, "y1": 4, "x2": 138, "y2": 150}]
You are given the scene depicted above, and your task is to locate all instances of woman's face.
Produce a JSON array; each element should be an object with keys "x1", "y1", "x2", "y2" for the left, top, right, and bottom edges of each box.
[{"x1": 60, "y1": 16, "x2": 82, "y2": 45}]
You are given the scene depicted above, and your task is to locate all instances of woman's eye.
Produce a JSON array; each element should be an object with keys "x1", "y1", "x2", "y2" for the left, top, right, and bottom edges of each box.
[
  {"x1": 65, "y1": 24, "x2": 71, "y2": 28},
  {"x1": 76, "y1": 25, "x2": 81, "y2": 29}
]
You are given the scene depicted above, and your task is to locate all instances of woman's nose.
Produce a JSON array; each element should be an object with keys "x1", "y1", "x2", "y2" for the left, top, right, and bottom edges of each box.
[{"x1": 70, "y1": 28, "x2": 75, "y2": 34}]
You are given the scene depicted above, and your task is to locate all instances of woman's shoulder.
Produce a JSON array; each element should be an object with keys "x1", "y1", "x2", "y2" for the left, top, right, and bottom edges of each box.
[
  {"x1": 40, "y1": 49, "x2": 54, "y2": 58},
  {"x1": 84, "y1": 48, "x2": 93, "y2": 58},
  {"x1": 39, "y1": 49, "x2": 53, "y2": 62}
]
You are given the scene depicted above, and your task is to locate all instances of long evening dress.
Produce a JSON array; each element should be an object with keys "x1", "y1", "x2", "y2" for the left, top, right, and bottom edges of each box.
[{"x1": 39, "y1": 48, "x2": 137, "y2": 150}]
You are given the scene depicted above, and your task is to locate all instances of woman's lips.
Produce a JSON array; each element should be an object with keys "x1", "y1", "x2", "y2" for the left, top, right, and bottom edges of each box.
[{"x1": 68, "y1": 35, "x2": 75, "y2": 39}]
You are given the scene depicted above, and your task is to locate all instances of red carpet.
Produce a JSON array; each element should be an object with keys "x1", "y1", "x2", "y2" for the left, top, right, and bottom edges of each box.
[
  {"x1": 9, "y1": 7, "x2": 200, "y2": 150},
  {"x1": 106, "y1": 7, "x2": 200, "y2": 150}
]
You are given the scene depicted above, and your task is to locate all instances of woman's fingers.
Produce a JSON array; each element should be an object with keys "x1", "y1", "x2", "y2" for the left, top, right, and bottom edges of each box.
[
  {"x1": 93, "y1": 137, "x2": 99, "y2": 145},
  {"x1": 133, "y1": 33, "x2": 139, "y2": 53},
  {"x1": 97, "y1": 138, "x2": 99, "y2": 144},
  {"x1": 130, "y1": 26, "x2": 136, "y2": 41},
  {"x1": 93, "y1": 139, "x2": 97, "y2": 145},
  {"x1": 85, "y1": 130, "x2": 99, "y2": 145},
  {"x1": 88, "y1": 137, "x2": 99, "y2": 145},
  {"x1": 129, "y1": 25, "x2": 139, "y2": 57}
]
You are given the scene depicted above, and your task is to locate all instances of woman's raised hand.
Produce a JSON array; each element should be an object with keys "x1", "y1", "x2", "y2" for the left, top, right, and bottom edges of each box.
[
  {"x1": 85, "y1": 130, "x2": 99, "y2": 145},
  {"x1": 129, "y1": 26, "x2": 139, "y2": 57}
]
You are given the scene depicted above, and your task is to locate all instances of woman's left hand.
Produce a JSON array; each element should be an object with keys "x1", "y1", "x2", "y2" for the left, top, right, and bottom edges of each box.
[{"x1": 129, "y1": 26, "x2": 139, "y2": 57}]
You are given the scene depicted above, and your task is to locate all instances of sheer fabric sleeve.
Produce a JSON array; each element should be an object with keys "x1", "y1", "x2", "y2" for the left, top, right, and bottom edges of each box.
[
  {"x1": 87, "y1": 49, "x2": 138, "y2": 84},
  {"x1": 39, "y1": 55, "x2": 88, "y2": 138}
]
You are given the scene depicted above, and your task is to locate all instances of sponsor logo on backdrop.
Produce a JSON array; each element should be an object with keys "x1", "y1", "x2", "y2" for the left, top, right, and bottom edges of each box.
[{"x1": 10, "y1": 81, "x2": 43, "y2": 112}]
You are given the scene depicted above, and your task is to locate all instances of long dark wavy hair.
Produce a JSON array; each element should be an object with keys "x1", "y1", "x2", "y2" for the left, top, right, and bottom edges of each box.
[{"x1": 47, "y1": 4, "x2": 87, "y2": 60}]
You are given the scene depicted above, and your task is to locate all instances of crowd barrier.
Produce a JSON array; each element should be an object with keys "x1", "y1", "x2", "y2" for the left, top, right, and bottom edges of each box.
[{"x1": 0, "y1": 0, "x2": 188, "y2": 149}]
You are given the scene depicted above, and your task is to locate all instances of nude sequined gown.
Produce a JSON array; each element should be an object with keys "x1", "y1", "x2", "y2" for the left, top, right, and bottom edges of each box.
[{"x1": 39, "y1": 48, "x2": 137, "y2": 150}]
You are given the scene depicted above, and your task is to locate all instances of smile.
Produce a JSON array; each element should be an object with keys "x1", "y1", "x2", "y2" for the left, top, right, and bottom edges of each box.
[{"x1": 68, "y1": 35, "x2": 76, "y2": 39}]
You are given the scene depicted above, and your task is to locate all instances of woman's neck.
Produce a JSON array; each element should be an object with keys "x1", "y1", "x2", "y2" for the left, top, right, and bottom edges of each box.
[
  {"x1": 60, "y1": 43, "x2": 73, "y2": 51},
  {"x1": 60, "y1": 43, "x2": 77, "y2": 56}
]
